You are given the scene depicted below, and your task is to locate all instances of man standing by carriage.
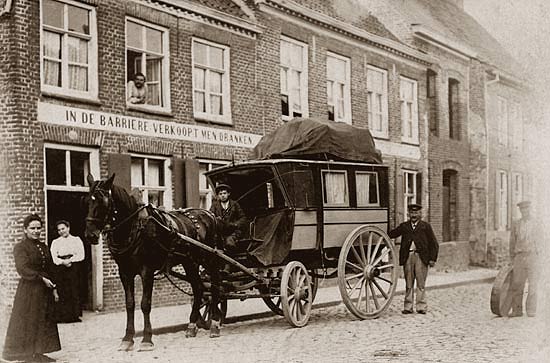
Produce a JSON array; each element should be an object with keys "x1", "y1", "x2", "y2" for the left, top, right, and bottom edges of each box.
[
  {"x1": 389, "y1": 203, "x2": 439, "y2": 315},
  {"x1": 210, "y1": 183, "x2": 248, "y2": 253}
]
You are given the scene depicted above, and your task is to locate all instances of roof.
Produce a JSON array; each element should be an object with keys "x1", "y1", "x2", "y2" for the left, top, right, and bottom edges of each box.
[
  {"x1": 168, "y1": 0, "x2": 254, "y2": 20},
  {"x1": 365, "y1": 0, "x2": 524, "y2": 76}
]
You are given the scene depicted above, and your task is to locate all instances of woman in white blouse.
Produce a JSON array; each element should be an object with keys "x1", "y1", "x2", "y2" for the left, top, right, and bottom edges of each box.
[{"x1": 50, "y1": 220, "x2": 85, "y2": 323}]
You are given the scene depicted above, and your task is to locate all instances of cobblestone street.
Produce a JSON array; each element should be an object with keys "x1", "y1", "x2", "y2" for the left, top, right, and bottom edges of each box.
[{"x1": 49, "y1": 283, "x2": 547, "y2": 363}]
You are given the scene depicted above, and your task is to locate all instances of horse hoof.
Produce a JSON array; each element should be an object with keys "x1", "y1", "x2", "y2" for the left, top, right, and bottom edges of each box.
[
  {"x1": 118, "y1": 340, "x2": 134, "y2": 351},
  {"x1": 138, "y1": 342, "x2": 154, "y2": 351},
  {"x1": 185, "y1": 323, "x2": 198, "y2": 338},
  {"x1": 209, "y1": 321, "x2": 221, "y2": 338}
]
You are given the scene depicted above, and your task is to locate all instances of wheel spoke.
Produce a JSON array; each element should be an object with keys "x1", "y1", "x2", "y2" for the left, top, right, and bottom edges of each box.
[
  {"x1": 298, "y1": 273, "x2": 306, "y2": 287},
  {"x1": 364, "y1": 279, "x2": 370, "y2": 313},
  {"x1": 355, "y1": 279, "x2": 364, "y2": 309},
  {"x1": 366, "y1": 232, "x2": 373, "y2": 264},
  {"x1": 359, "y1": 234, "x2": 367, "y2": 265},
  {"x1": 376, "y1": 263, "x2": 394, "y2": 270},
  {"x1": 345, "y1": 272, "x2": 364, "y2": 281},
  {"x1": 350, "y1": 244, "x2": 364, "y2": 267},
  {"x1": 373, "y1": 278, "x2": 389, "y2": 299},
  {"x1": 298, "y1": 301, "x2": 306, "y2": 317},
  {"x1": 348, "y1": 276, "x2": 364, "y2": 296},
  {"x1": 377, "y1": 275, "x2": 393, "y2": 284},
  {"x1": 371, "y1": 247, "x2": 390, "y2": 267},
  {"x1": 369, "y1": 281, "x2": 380, "y2": 310},
  {"x1": 346, "y1": 260, "x2": 363, "y2": 272},
  {"x1": 370, "y1": 235, "x2": 383, "y2": 263}
]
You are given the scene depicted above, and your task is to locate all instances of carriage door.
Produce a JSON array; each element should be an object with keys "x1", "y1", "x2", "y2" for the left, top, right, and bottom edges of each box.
[{"x1": 44, "y1": 144, "x2": 100, "y2": 310}]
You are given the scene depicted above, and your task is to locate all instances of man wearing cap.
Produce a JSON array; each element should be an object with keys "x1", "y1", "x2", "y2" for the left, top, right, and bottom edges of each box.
[
  {"x1": 388, "y1": 203, "x2": 439, "y2": 314},
  {"x1": 507, "y1": 200, "x2": 539, "y2": 317},
  {"x1": 210, "y1": 183, "x2": 247, "y2": 252}
]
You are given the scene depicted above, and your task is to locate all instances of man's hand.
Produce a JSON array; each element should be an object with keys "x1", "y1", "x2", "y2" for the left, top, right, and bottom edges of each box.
[
  {"x1": 53, "y1": 289, "x2": 59, "y2": 302},
  {"x1": 428, "y1": 261, "x2": 436, "y2": 268},
  {"x1": 41, "y1": 276, "x2": 55, "y2": 289}
]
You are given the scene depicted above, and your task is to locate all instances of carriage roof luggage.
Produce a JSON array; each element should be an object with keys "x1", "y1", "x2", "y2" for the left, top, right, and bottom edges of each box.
[{"x1": 250, "y1": 117, "x2": 382, "y2": 164}]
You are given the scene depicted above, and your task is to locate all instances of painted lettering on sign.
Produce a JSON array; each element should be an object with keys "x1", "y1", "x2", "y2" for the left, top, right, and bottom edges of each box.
[{"x1": 39, "y1": 102, "x2": 262, "y2": 148}]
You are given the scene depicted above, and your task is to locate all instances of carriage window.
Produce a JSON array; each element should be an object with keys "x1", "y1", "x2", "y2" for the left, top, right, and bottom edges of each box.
[
  {"x1": 322, "y1": 170, "x2": 349, "y2": 206},
  {"x1": 356, "y1": 172, "x2": 379, "y2": 206},
  {"x1": 130, "y1": 155, "x2": 171, "y2": 208},
  {"x1": 199, "y1": 160, "x2": 229, "y2": 209}
]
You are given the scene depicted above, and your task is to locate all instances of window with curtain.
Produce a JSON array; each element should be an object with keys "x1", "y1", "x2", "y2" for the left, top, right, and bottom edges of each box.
[
  {"x1": 356, "y1": 172, "x2": 379, "y2": 206},
  {"x1": 400, "y1": 77, "x2": 419, "y2": 144},
  {"x1": 41, "y1": 0, "x2": 97, "y2": 98},
  {"x1": 130, "y1": 155, "x2": 171, "y2": 209},
  {"x1": 280, "y1": 36, "x2": 308, "y2": 120},
  {"x1": 367, "y1": 66, "x2": 388, "y2": 138},
  {"x1": 192, "y1": 39, "x2": 231, "y2": 123},
  {"x1": 326, "y1": 52, "x2": 351, "y2": 123},
  {"x1": 322, "y1": 170, "x2": 348, "y2": 206},
  {"x1": 126, "y1": 18, "x2": 169, "y2": 109}
]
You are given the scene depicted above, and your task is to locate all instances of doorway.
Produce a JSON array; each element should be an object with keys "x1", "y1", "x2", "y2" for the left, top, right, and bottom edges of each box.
[{"x1": 442, "y1": 169, "x2": 458, "y2": 242}]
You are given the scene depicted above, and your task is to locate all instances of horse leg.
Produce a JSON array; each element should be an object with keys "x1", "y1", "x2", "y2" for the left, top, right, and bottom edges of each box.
[
  {"x1": 119, "y1": 272, "x2": 136, "y2": 351},
  {"x1": 138, "y1": 267, "x2": 154, "y2": 351},
  {"x1": 184, "y1": 261, "x2": 203, "y2": 338},
  {"x1": 209, "y1": 267, "x2": 222, "y2": 338}
]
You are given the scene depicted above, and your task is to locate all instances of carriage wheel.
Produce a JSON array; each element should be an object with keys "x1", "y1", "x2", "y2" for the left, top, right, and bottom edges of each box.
[
  {"x1": 260, "y1": 285, "x2": 284, "y2": 316},
  {"x1": 490, "y1": 265, "x2": 514, "y2": 316},
  {"x1": 280, "y1": 261, "x2": 313, "y2": 327},
  {"x1": 198, "y1": 296, "x2": 228, "y2": 329},
  {"x1": 337, "y1": 225, "x2": 398, "y2": 319}
]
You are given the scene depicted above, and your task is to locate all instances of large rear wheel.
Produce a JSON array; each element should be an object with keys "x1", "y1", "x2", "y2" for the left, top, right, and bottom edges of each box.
[
  {"x1": 337, "y1": 226, "x2": 398, "y2": 319},
  {"x1": 281, "y1": 261, "x2": 313, "y2": 327},
  {"x1": 490, "y1": 265, "x2": 513, "y2": 316}
]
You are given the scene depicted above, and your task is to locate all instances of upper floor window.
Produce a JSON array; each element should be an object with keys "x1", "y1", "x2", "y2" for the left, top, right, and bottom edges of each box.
[
  {"x1": 126, "y1": 18, "x2": 170, "y2": 110},
  {"x1": 199, "y1": 160, "x2": 229, "y2": 209},
  {"x1": 192, "y1": 38, "x2": 231, "y2": 124},
  {"x1": 367, "y1": 66, "x2": 389, "y2": 138},
  {"x1": 497, "y1": 97, "x2": 508, "y2": 147},
  {"x1": 41, "y1": 0, "x2": 98, "y2": 99},
  {"x1": 400, "y1": 77, "x2": 419, "y2": 144},
  {"x1": 509, "y1": 102, "x2": 523, "y2": 151},
  {"x1": 280, "y1": 36, "x2": 308, "y2": 120},
  {"x1": 131, "y1": 155, "x2": 172, "y2": 209},
  {"x1": 322, "y1": 170, "x2": 348, "y2": 206},
  {"x1": 326, "y1": 52, "x2": 351, "y2": 123},
  {"x1": 356, "y1": 172, "x2": 380, "y2": 207},
  {"x1": 448, "y1": 78, "x2": 460, "y2": 140}
]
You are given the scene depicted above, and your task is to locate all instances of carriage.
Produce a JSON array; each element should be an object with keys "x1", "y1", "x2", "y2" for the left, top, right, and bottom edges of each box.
[{"x1": 173, "y1": 118, "x2": 399, "y2": 327}]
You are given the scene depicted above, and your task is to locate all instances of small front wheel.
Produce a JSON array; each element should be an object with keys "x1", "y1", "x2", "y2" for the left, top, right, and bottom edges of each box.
[{"x1": 281, "y1": 261, "x2": 313, "y2": 327}]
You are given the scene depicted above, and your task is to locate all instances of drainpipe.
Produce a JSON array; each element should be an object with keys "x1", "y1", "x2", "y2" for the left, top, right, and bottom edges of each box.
[
  {"x1": 0, "y1": 0, "x2": 13, "y2": 17},
  {"x1": 483, "y1": 70, "x2": 500, "y2": 262}
]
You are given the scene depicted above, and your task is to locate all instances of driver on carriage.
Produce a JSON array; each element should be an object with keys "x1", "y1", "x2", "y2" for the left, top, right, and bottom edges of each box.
[{"x1": 210, "y1": 183, "x2": 248, "y2": 253}]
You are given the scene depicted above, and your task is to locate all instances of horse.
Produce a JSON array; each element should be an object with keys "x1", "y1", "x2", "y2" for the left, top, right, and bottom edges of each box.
[{"x1": 83, "y1": 174, "x2": 224, "y2": 351}]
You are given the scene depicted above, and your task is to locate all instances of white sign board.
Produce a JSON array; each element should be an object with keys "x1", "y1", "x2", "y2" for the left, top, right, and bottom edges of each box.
[{"x1": 37, "y1": 102, "x2": 262, "y2": 148}]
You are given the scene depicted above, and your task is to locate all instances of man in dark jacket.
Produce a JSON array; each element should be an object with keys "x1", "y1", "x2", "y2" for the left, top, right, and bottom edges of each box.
[
  {"x1": 210, "y1": 183, "x2": 247, "y2": 252},
  {"x1": 388, "y1": 203, "x2": 438, "y2": 314}
]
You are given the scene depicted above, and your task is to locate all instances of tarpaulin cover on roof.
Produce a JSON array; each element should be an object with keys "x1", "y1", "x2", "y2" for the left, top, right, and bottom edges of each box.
[{"x1": 251, "y1": 117, "x2": 382, "y2": 163}]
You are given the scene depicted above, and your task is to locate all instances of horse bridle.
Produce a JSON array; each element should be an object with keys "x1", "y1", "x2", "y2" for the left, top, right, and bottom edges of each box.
[{"x1": 86, "y1": 184, "x2": 115, "y2": 230}]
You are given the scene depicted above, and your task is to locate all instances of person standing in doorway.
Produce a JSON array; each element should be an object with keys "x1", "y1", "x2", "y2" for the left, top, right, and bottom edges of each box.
[
  {"x1": 50, "y1": 220, "x2": 85, "y2": 323},
  {"x1": 388, "y1": 203, "x2": 439, "y2": 314},
  {"x1": 3, "y1": 213, "x2": 61, "y2": 363},
  {"x1": 507, "y1": 200, "x2": 540, "y2": 317}
]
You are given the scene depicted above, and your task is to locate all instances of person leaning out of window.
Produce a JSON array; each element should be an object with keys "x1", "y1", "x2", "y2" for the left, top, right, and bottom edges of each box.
[
  {"x1": 2, "y1": 213, "x2": 61, "y2": 363},
  {"x1": 127, "y1": 72, "x2": 148, "y2": 104}
]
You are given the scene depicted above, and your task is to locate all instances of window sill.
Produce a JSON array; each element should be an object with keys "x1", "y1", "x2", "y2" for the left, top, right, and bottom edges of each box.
[
  {"x1": 127, "y1": 104, "x2": 173, "y2": 117},
  {"x1": 194, "y1": 114, "x2": 233, "y2": 126},
  {"x1": 41, "y1": 91, "x2": 102, "y2": 106},
  {"x1": 372, "y1": 134, "x2": 390, "y2": 141},
  {"x1": 401, "y1": 139, "x2": 420, "y2": 146}
]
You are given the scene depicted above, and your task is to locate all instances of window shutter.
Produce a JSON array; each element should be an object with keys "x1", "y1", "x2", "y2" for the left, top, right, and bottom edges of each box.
[
  {"x1": 416, "y1": 172, "x2": 422, "y2": 205},
  {"x1": 184, "y1": 158, "x2": 200, "y2": 208},
  {"x1": 395, "y1": 168, "x2": 404, "y2": 223},
  {"x1": 172, "y1": 157, "x2": 185, "y2": 209},
  {"x1": 108, "y1": 153, "x2": 131, "y2": 192}
]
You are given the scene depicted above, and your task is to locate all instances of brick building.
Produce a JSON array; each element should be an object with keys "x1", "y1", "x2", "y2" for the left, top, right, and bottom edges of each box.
[{"x1": 363, "y1": 0, "x2": 533, "y2": 268}]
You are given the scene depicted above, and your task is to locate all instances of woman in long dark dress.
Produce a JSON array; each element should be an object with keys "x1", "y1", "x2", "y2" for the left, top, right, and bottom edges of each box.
[
  {"x1": 2, "y1": 214, "x2": 61, "y2": 363},
  {"x1": 50, "y1": 220, "x2": 84, "y2": 323}
]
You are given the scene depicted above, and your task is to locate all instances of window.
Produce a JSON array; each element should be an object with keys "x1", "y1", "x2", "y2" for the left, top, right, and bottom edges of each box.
[
  {"x1": 199, "y1": 160, "x2": 229, "y2": 209},
  {"x1": 126, "y1": 18, "x2": 170, "y2": 109},
  {"x1": 427, "y1": 70, "x2": 437, "y2": 98},
  {"x1": 510, "y1": 102, "x2": 523, "y2": 151},
  {"x1": 497, "y1": 97, "x2": 508, "y2": 146},
  {"x1": 400, "y1": 77, "x2": 419, "y2": 144},
  {"x1": 367, "y1": 66, "x2": 389, "y2": 138},
  {"x1": 41, "y1": 0, "x2": 97, "y2": 98},
  {"x1": 497, "y1": 170, "x2": 508, "y2": 231},
  {"x1": 356, "y1": 172, "x2": 379, "y2": 206},
  {"x1": 192, "y1": 39, "x2": 231, "y2": 123},
  {"x1": 45, "y1": 145, "x2": 99, "y2": 189},
  {"x1": 512, "y1": 173, "x2": 523, "y2": 220},
  {"x1": 449, "y1": 79, "x2": 460, "y2": 140},
  {"x1": 280, "y1": 36, "x2": 308, "y2": 120},
  {"x1": 322, "y1": 170, "x2": 348, "y2": 206},
  {"x1": 131, "y1": 155, "x2": 172, "y2": 209},
  {"x1": 403, "y1": 170, "x2": 421, "y2": 220},
  {"x1": 326, "y1": 52, "x2": 351, "y2": 123}
]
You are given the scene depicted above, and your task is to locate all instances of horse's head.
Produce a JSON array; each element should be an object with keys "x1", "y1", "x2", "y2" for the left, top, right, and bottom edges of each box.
[{"x1": 84, "y1": 173, "x2": 116, "y2": 245}]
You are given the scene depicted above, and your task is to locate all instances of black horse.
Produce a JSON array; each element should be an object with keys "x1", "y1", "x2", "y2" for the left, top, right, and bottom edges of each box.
[{"x1": 83, "y1": 174, "x2": 224, "y2": 351}]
